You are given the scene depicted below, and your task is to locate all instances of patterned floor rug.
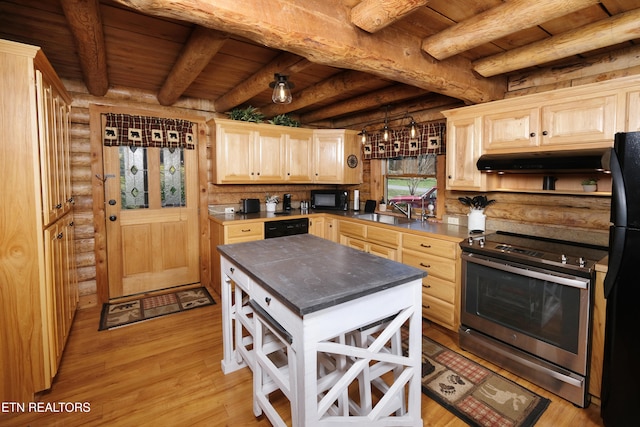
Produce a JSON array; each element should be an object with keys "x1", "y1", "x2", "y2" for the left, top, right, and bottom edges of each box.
[
  {"x1": 99, "y1": 287, "x2": 215, "y2": 330},
  {"x1": 422, "y1": 337, "x2": 550, "y2": 427}
]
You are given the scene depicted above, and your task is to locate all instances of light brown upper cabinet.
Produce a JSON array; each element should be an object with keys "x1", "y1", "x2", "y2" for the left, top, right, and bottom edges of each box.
[
  {"x1": 444, "y1": 75, "x2": 640, "y2": 193},
  {"x1": 0, "y1": 39, "x2": 78, "y2": 403},
  {"x1": 483, "y1": 94, "x2": 617, "y2": 154},
  {"x1": 210, "y1": 118, "x2": 362, "y2": 184}
]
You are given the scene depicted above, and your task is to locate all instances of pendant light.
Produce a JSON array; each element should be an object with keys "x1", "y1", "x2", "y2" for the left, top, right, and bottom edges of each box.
[
  {"x1": 269, "y1": 73, "x2": 294, "y2": 104},
  {"x1": 407, "y1": 117, "x2": 418, "y2": 139},
  {"x1": 381, "y1": 105, "x2": 390, "y2": 141}
]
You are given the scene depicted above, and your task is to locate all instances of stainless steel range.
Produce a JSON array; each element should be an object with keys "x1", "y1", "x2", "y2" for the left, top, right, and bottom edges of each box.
[{"x1": 459, "y1": 231, "x2": 607, "y2": 408}]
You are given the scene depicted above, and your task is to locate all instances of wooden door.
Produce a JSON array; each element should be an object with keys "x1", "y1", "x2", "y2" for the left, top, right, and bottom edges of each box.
[
  {"x1": 482, "y1": 107, "x2": 539, "y2": 152},
  {"x1": 540, "y1": 94, "x2": 616, "y2": 146},
  {"x1": 285, "y1": 129, "x2": 313, "y2": 182},
  {"x1": 313, "y1": 130, "x2": 344, "y2": 183},
  {"x1": 215, "y1": 121, "x2": 254, "y2": 183},
  {"x1": 103, "y1": 145, "x2": 200, "y2": 298},
  {"x1": 254, "y1": 128, "x2": 285, "y2": 181},
  {"x1": 445, "y1": 116, "x2": 486, "y2": 191}
]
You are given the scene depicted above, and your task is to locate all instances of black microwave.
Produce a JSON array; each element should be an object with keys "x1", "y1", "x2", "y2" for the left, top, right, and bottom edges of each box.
[{"x1": 310, "y1": 190, "x2": 348, "y2": 210}]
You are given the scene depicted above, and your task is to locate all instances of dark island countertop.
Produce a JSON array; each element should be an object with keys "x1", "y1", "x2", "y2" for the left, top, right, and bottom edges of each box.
[{"x1": 218, "y1": 234, "x2": 426, "y2": 316}]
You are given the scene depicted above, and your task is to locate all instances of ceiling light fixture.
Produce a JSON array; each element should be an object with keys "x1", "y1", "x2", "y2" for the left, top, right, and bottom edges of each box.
[
  {"x1": 358, "y1": 107, "x2": 419, "y2": 144},
  {"x1": 269, "y1": 73, "x2": 294, "y2": 104}
]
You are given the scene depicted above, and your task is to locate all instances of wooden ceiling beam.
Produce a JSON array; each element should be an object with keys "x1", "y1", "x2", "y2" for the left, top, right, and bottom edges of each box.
[
  {"x1": 473, "y1": 8, "x2": 640, "y2": 77},
  {"x1": 114, "y1": 0, "x2": 505, "y2": 104},
  {"x1": 213, "y1": 52, "x2": 311, "y2": 113},
  {"x1": 350, "y1": 0, "x2": 429, "y2": 33},
  {"x1": 422, "y1": 0, "x2": 599, "y2": 60},
  {"x1": 157, "y1": 27, "x2": 228, "y2": 106},
  {"x1": 299, "y1": 84, "x2": 428, "y2": 123},
  {"x1": 323, "y1": 94, "x2": 460, "y2": 129},
  {"x1": 260, "y1": 70, "x2": 381, "y2": 118},
  {"x1": 59, "y1": 0, "x2": 109, "y2": 96}
]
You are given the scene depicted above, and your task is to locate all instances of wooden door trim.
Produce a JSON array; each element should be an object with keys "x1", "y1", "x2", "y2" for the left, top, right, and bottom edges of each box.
[{"x1": 89, "y1": 104, "x2": 210, "y2": 304}]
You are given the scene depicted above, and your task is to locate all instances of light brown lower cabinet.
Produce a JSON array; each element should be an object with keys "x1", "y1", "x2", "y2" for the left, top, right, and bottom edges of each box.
[
  {"x1": 209, "y1": 219, "x2": 265, "y2": 295},
  {"x1": 589, "y1": 269, "x2": 606, "y2": 402},
  {"x1": 401, "y1": 233, "x2": 461, "y2": 331},
  {"x1": 338, "y1": 220, "x2": 400, "y2": 261}
]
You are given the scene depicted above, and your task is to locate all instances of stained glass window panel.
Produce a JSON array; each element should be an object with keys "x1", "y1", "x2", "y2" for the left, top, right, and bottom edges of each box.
[
  {"x1": 120, "y1": 146, "x2": 149, "y2": 209},
  {"x1": 160, "y1": 147, "x2": 185, "y2": 207}
]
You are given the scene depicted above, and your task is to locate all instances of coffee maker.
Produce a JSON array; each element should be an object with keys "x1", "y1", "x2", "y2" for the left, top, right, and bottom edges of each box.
[{"x1": 283, "y1": 193, "x2": 292, "y2": 211}]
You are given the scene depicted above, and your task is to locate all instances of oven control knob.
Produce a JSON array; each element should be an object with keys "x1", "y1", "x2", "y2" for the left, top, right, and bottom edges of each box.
[
  {"x1": 561, "y1": 254, "x2": 567, "y2": 264},
  {"x1": 479, "y1": 238, "x2": 485, "y2": 248},
  {"x1": 579, "y1": 257, "x2": 586, "y2": 267},
  {"x1": 468, "y1": 237, "x2": 473, "y2": 244}
]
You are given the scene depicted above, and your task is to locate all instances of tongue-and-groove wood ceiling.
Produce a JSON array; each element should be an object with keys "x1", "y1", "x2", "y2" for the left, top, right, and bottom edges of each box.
[{"x1": 1, "y1": 0, "x2": 639, "y2": 128}]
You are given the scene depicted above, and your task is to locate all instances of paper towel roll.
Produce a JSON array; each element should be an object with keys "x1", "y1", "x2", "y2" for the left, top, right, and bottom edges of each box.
[{"x1": 353, "y1": 190, "x2": 360, "y2": 211}]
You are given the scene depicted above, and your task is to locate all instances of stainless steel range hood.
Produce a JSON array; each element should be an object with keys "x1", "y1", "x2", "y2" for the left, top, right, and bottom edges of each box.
[{"x1": 476, "y1": 149, "x2": 611, "y2": 173}]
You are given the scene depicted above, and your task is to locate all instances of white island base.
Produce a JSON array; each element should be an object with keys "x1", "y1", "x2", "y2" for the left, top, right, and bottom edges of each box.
[{"x1": 218, "y1": 235, "x2": 424, "y2": 426}]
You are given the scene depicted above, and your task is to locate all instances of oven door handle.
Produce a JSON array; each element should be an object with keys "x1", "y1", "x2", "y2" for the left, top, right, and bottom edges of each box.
[{"x1": 462, "y1": 253, "x2": 590, "y2": 289}]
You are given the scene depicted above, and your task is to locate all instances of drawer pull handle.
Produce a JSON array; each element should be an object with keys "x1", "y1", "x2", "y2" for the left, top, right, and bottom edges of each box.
[
  {"x1": 425, "y1": 305, "x2": 430, "y2": 309},
  {"x1": 425, "y1": 284, "x2": 431, "y2": 288},
  {"x1": 265, "y1": 297, "x2": 271, "y2": 305},
  {"x1": 420, "y1": 244, "x2": 431, "y2": 248},
  {"x1": 420, "y1": 263, "x2": 431, "y2": 268},
  {"x1": 230, "y1": 267, "x2": 235, "y2": 274},
  {"x1": 241, "y1": 229, "x2": 251, "y2": 232}
]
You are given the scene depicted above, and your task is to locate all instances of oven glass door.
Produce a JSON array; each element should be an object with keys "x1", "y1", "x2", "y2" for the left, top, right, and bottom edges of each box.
[{"x1": 461, "y1": 253, "x2": 591, "y2": 373}]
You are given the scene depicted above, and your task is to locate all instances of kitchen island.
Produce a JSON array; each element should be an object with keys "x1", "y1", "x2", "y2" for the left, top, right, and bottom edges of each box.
[{"x1": 218, "y1": 234, "x2": 425, "y2": 426}]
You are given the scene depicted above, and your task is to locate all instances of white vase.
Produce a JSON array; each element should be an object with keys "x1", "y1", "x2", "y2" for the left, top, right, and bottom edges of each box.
[
  {"x1": 266, "y1": 202, "x2": 277, "y2": 212},
  {"x1": 468, "y1": 209, "x2": 486, "y2": 233}
]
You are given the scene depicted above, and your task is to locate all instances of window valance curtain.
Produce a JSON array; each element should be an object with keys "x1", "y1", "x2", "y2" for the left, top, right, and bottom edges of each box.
[
  {"x1": 103, "y1": 113, "x2": 195, "y2": 149},
  {"x1": 363, "y1": 121, "x2": 446, "y2": 160}
]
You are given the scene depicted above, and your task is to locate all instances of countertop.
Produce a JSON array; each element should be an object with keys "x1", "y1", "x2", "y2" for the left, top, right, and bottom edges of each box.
[
  {"x1": 209, "y1": 209, "x2": 474, "y2": 242},
  {"x1": 217, "y1": 234, "x2": 426, "y2": 316}
]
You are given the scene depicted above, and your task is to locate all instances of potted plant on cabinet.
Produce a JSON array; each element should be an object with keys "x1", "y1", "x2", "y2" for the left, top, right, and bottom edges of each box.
[
  {"x1": 581, "y1": 178, "x2": 598, "y2": 192},
  {"x1": 458, "y1": 195, "x2": 496, "y2": 233},
  {"x1": 265, "y1": 194, "x2": 279, "y2": 212}
]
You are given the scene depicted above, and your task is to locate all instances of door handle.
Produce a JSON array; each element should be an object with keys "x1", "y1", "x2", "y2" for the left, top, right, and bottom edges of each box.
[{"x1": 109, "y1": 215, "x2": 117, "y2": 222}]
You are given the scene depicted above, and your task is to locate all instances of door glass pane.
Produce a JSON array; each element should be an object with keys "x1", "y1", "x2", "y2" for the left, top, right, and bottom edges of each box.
[
  {"x1": 120, "y1": 146, "x2": 149, "y2": 209},
  {"x1": 160, "y1": 147, "x2": 185, "y2": 207}
]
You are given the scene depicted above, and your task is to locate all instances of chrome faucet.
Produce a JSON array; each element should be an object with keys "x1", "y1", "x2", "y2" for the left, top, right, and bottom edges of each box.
[
  {"x1": 389, "y1": 201, "x2": 411, "y2": 219},
  {"x1": 419, "y1": 188, "x2": 437, "y2": 222}
]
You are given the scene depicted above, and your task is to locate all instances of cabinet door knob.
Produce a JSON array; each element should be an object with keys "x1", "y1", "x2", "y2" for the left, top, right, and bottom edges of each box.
[
  {"x1": 542, "y1": 130, "x2": 548, "y2": 136},
  {"x1": 109, "y1": 215, "x2": 117, "y2": 221},
  {"x1": 530, "y1": 132, "x2": 536, "y2": 137}
]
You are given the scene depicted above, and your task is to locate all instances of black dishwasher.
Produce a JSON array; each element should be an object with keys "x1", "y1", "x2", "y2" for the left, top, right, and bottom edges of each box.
[{"x1": 264, "y1": 218, "x2": 309, "y2": 239}]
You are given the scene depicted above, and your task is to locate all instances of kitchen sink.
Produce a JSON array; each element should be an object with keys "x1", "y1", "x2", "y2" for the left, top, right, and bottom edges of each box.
[{"x1": 354, "y1": 213, "x2": 413, "y2": 225}]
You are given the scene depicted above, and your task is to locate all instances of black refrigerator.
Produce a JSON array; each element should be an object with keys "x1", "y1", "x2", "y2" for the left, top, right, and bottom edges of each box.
[{"x1": 602, "y1": 131, "x2": 640, "y2": 426}]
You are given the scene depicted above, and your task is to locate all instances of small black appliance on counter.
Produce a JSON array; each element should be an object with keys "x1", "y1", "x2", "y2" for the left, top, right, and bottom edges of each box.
[
  {"x1": 283, "y1": 193, "x2": 292, "y2": 211},
  {"x1": 310, "y1": 190, "x2": 348, "y2": 210},
  {"x1": 240, "y1": 198, "x2": 260, "y2": 214}
]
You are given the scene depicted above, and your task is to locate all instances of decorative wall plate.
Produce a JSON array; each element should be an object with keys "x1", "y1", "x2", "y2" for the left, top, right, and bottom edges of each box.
[{"x1": 347, "y1": 154, "x2": 359, "y2": 168}]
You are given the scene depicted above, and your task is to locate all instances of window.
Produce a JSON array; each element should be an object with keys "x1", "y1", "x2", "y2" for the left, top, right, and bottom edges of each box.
[{"x1": 385, "y1": 154, "x2": 437, "y2": 215}]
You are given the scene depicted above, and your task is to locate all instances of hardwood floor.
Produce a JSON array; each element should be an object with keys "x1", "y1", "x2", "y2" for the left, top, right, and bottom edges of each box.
[{"x1": 2, "y1": 298, "x2": 604, "y2": 426}]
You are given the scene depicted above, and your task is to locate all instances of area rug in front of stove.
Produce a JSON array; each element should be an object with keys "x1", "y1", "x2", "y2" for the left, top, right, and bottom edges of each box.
[
  {"x1": 99, "y1": 287, "x2": 215, "y2": 330},
  {"x1": 422, "y1": 337, "x2": 550, "y2": 427}
]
